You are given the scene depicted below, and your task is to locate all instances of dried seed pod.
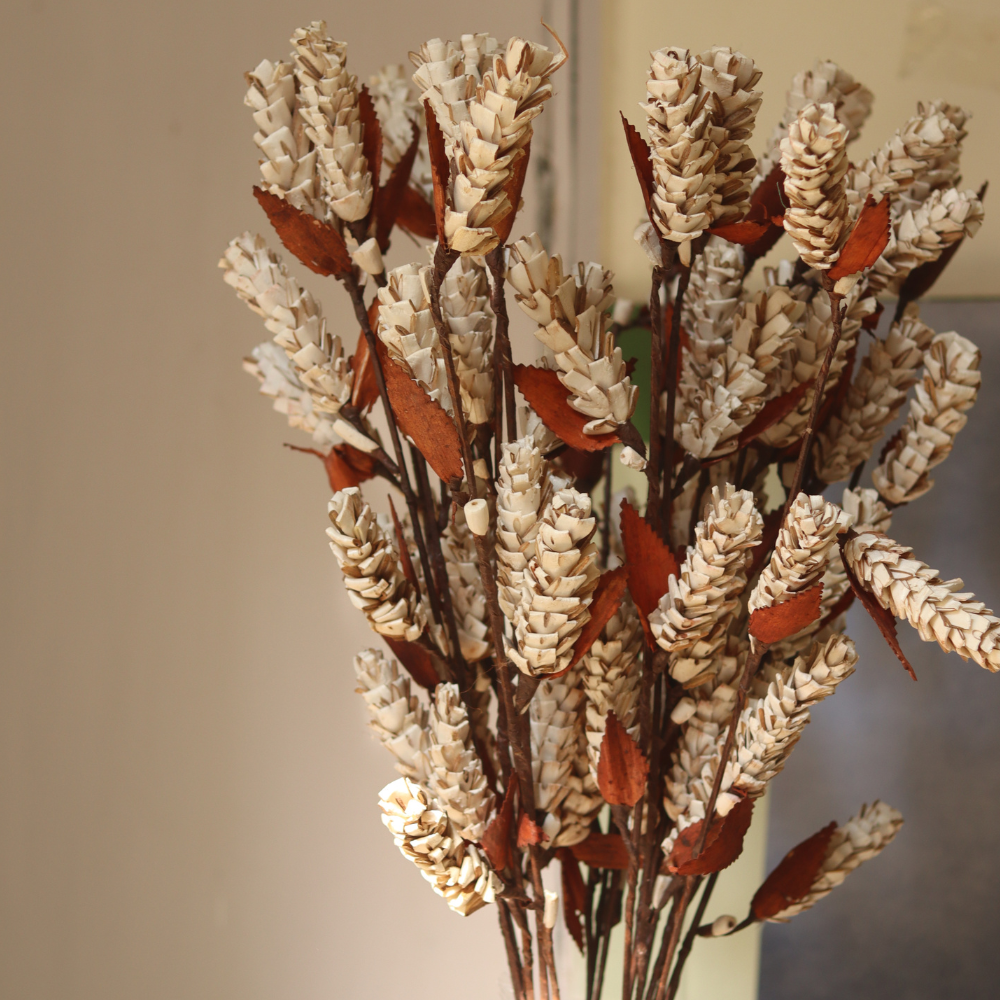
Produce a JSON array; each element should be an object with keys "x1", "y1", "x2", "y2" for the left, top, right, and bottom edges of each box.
[
  {"x1": 780, "y1": 102, "x2": 850, "y2": 269},
  {"x1": 379, "y1": 777, "x2": 502, "y2": 916},
  {"x1": 507, "y1": 233, "x2": 636, "y2": 434},
  {"x1": 244, "y1": 56, "x2": 320, "y2": 215},
  {"x1": 243, "y1": 341, "x2": 338, "y2": 447},
  {"x1": 872, "y1": 330, "x2": 981, "y2": 504},
  {"x1": 844, "y1": 531, "x2": 1000, "y2": 671},
  {"x1": 507, "y1": 488, "x2": 601, "y2": 677},
  {"x1": 673, "y1": 287, "x2": 803, "y2": 459},
  {"x1": 440, "y1": 508, "x2": 491, "y2": 661},
  {"x1": 749, "y1": 494, "x2": 851, "y2": 614},
  {"x1": 815, "y1": 304, "x2": 935, "y2": 484},
  {"x1": 644, "y1": 47, "x2": 763, "y2": 251},
  {"x1": 682, "y1": 236, "x2": 746, "y2": 342},
  {"x1": 222, "y1": 233, "x2": 354, "y2": 417},
  {"x1": 327, "y1": 488, "x2": 426, "y2": 642},
  {"x1": 756, "y1": 60, "x2": 873, "y2": 189},
  {"x1": 764, "y1": 802, "x2": 903, "y2": 922},
  {"x1": 291, "y1": 22, "x2": 372, "y2": 223},
  {"x1": 354, "y1": 648, "x2": 430, "y2": 780},
  {"x1": 422, "y1": 683, "x2": 496, "y2": 842},
  {"x1": 581, "y1": 600, "x2": 643, "y2": 779},
  {"x1": 651, "y1": 485, "x2": 763, "y2": 685}
]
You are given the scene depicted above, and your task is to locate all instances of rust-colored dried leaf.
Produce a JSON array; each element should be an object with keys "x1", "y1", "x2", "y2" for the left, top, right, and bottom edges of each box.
[
  {"x1": 375, "y1": 337, "x2": 464, "y2": 484},
  {"x1": 388, "y1": 496, "x2": 418, "y2": 589},
  {"x1": 357, "y1": 85, "x2": 382, "y2": 229},
  {"x1": 748, "y1": 584, "x2": 823, "y2": 644},
  {"x1": 481, "y1": 776, "x2": 517, "y2": 871},
  {"x1": 284, "y1": 442, "x2": 377, "y2": 493},
  {"x1": 376, "y1": 120, "x2": 420, "y2": 251},
  {"x1": 494, "y1": 142, "x2": 531, "y2": 244},
  {"x1": 569, "y1": 832, "x2": 629, "y2": 870},
  {"x1": 667, "y1": 795, "x2": 755, "y2": 876},
  {"x1": 554, "y1": 447, "x2": 606, "y2": 493},
  {"x1": 621, "y1": 114, "x2": 656, "y2": 226},
  {"x1": 423, "y1": 99, "x2": 449, "y2": 241},
  {"x1": 517, "y1": 812, "x2": 546, "y2": 847},
  {"x1": 395, "y1": 185, "x2": 437, "y2": 240},
  {"x1": 513, "y1": 365, "x2": 619, "y2": 452},
  {"x1": 349, "y1": 304, "x2": 382, "y2": 413},
  {"x1": 839, "y1": 531, "x2": 917, "y2": 680},
  {"x1": 619, "y1": 499, "x2": 679, "y2": 635},
  {"x1": 597, "y1": 711, "x2": 649, "y2": 807},
  {"x1": 828, "y1": 194, "x2": 891, "y2": 280},
  {"x1": 709, "y1": 216, "x2": 772, "y2": 245},
  {"x1": 558, "y1": 848, "x2": 587, "y2": 953},
  {"x1": 743, "y1": 164, "x2": 788, "y2": 262},
  {"x1": 751, "y1": 821, "x2": 837, "y2": 921},
  {"x1": 564, "y1": 567, "x2": 630, "y2": 672},
  {"x1": 253, "y1": 187, "x2": 353, "y2": 277},
  {"x1": 737, "y1": 379, "x2": 814, "y2": 449},
  {"x1": 384, "y1": 636, "x2": 443, "y2": 690}
]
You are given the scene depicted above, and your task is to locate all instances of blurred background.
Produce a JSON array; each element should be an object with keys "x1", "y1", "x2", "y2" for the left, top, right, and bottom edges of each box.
[{"x1": 2, "y1": 2, "x2": 998, "y2": 998}]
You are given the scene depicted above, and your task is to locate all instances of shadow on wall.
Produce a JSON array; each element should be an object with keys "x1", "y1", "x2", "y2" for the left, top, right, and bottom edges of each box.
[{"x1": 760, "y1": 300, "x2": 1000, "y2": 999}]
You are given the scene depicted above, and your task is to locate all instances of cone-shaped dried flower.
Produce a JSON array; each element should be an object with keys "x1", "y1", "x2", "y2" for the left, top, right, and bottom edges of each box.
[
  {"x1": 508, "y1": 233, "x2": 636, "y2": 434},
  {"x1": 674, "y1": 286, "x2": 802, "y2": 459},
  {"x1": 842, "y1": 486, "x2": 893, "y2": 534},
  {"x1": 780, "y1": 102, "x2": 850, "y2": 269},
  {"x1": 440, "y1": 254, "x2": 495, "y2": 427},
  {"x1": 844, "y1": 531, "x2": 1000, "y2": 671},
  {"x1": 581, "y1": 600, "x2": 643, "y2": 778},
  {"x1": 368, "y1": 65, "x2": 421, "y2": 168},
  {"x1": 440, "y1": 509, "x2": 491, "y2": 662},
  {"x1": 650, "y1": 485, "x2": 763, "y2": 684},
  {"x1": 327, "y1": 488, "x2": 426, "y2": 642},
  {"x1": 422, "y1": 683, "x2": 495, "y2": 842},
  {"x1": 815, "y1": 305, "x2": 935, "y2": 484},
  {"x1": 507, "y1": 488, "x2": 600, "y2": 677},
  {"x1": 531, "y1": 666, "x2": 603, "y2": 847},
  {"x1": 749, "y1": 494, "x2": 850, "y2": 615},
  {"x1": 496, "y1": 437, "x2": 551, "y2": 622},
  {"x1": 379, "y1": 777, "x2": 502, "y2": 916},
  {"x1": 244, "y1": 56, "x2": 320, "y2": 214},
  {"x1": 354, "y1": 649, "x2": 430, "y2": 780},
  {"x1": 682, "y1": 236, "x2": 745, "y2": 341},
  {"x1": 221, "y1": 233, "x2": 353, "y2": 416},
  {"x1": 872, "y1": 330, "x2": 981, "y2": 504},
  {"x1": 291, "y1": 22, "x2": 372, "y2": 223},
  {"x1": 243, "y1": 341, "x2": 338, "y2": 448},
  {"x1": 764, "y1": 802, "x2": 903, "y2": 922},
  {"x1": 755, "y1": 60, "x2": 873, "y2": 188},
  {"x1": 643, "y1": 47, "x2": 763, "y2": 257}
]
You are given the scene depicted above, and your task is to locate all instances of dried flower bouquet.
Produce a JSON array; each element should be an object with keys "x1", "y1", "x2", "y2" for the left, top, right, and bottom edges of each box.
[{"x1": 222, "y1": 21, "x2": 989, "y2": 1000}]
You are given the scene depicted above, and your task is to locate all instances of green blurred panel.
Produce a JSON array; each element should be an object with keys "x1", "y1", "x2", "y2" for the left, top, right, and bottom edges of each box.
[{"x1": 616, "y1": 325, "x2": 652, "y2": 444}]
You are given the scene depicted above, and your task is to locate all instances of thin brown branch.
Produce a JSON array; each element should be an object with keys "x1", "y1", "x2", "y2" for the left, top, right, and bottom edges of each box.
[
  {"x1": 647, "y1": 267, "x2": 665, "y2": 523},
  {"x1": 498, "y1": 900, "x2": 526, "y2": 1000},
  {"x1": 486, "y1": 246, "x2": 518, "y2": 442},
  {"x1": 659, "y1": 265, "x2": 691, "y2": 534},
  {"x1": 665, "y1": 872, "x2": 718, "y2": 1000},
  {"x1": 653, "y1": 877, "x2": 698, "y2": 1000}
]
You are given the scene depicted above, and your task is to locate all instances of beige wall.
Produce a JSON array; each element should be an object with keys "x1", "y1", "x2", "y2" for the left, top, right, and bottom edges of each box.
[
  {"x1": 602, "y1": 0, "x2": 1000, "y2": 302},
  {"x1": 0, "y1": 4, "x2": 562, "y2": 999}
]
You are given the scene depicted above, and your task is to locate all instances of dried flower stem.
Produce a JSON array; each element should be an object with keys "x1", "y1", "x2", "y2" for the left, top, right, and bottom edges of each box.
[
  {"x1": 652, "y1": 877, "x2": 697, "y2": 1000},
  {"x1": 487, "y1": 247, "x2": 518, "y2": 442},
  {"x1": 498, "y1": 901, "x2": 526, "y2": 1000},
  {"x1": 647, "y1": 267, "x2": 665, "y2": 522},
  {"x1": 664, "y1": 872, "x2": 718, "y2": 1000},
  {"x1": 660, "y1": 264, "x2": 692, "y2": 531}
]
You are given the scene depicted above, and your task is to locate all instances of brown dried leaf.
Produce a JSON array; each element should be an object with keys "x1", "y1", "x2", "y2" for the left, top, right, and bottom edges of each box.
[
  {"x1": 861, "y1": 301, "x2": 885, "y2": 332},
  {"x1": 395, "y1": 185, "x2": 438, "y2": 240},
  {"x1": 513, "y1": 365, "x2": 619, "y2": 452},
  {"x1": 748, "y1": 509, "x2": 783, "y2": 581},
  {"x1": 481, "y1": 776, "x2": 517, "y2": 871},
  {"x1": 709, "y1": 215, "x2": 772, "y2": 245},
  {"x1": 283, "y1": 442, "x2": 378, "y2": 493},
  {"x1": 376, "y1": 120, "x2": 420, "y2": 251},
  {"x1": 253, "y1": 187, "x2": 353, "y2": 276},
  {"x1": 423, "y1": 99, "x2": 449, "y2": 241},
  {"x1": 564, "y1": 567, "x2": 630, "y2": 673},
  {"x1": 619, "y1": 499, "x2": 679, "y2": 634},
  {"x1": 494, "y1": 142, "x2": 531, "y2": 244},
  {"x1": 839, "y1": 531, "x2": 917, "y2": 680},
  {"x1": 743, "y1": 163, "x2": 789, "y2": 262},
  {"x1": 751, "y1": 821, "x2": 837, "y2": 921},
  {"x1": 349, "y1": 304, "x2": 382, "y2": 412},
  {"x1": 621, "y1": 114, "x2": 656, "y2": 226},
  {"x1": 828, "y1": 194, "x2": 891, "y2": 280},
  {"x1": 597, "y1": 711, "x2": 649, "y2": 807},
  {"x1": 569, "y1": 832, "x2": 629, "y2": 870},
  {"x1": 517, "y1": 812, "x2": 546, "y2": 847},
  {"x1": 667, "y1": 795, "x2": 755, "y2": 876},
  {"x1": 737, "y1": 378, "x2": 814, "y2": 449},
  {"x1": 374, "y1": 337, "x2": 464, "y2": 484},
  {"x1": 558, "y1": 848, "x2": 588, "y2": 953},
  {"x1": 384, "y1": 636, "x2": 443, "y2": 690},
  {"x1": 554, "y1": 447, "x2": 607, "y2": 494},
  {"x1": 357, "y1": 85, "x2": 382, "y2": 230},
  {"x1": 388, "y1": 496, "x2": 418, "y2": 589},
  {"x1": 748, "y1": 584, "x2": 823, "y2": 644}
]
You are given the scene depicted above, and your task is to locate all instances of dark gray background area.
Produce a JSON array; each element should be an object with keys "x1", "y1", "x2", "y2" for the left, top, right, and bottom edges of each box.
[{"x1": 760, "y1": 301, "x2": 1000, "y2": 999}]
